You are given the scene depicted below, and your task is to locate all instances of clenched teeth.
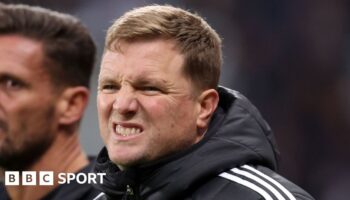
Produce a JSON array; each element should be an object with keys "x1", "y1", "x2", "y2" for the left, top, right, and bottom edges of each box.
[{"x1": 115, "y1": 125, "x2": 141, "y2": 136}]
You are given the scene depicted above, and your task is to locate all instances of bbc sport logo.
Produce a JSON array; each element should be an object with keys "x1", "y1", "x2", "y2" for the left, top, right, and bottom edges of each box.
[{"x1": 5, "y1": 171, "x2": 106, "y2": 186}]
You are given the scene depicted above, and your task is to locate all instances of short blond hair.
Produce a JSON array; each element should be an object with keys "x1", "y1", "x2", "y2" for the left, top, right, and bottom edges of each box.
[{"x1": 106, "y1": 5, "x2": 222, "y2": 91}]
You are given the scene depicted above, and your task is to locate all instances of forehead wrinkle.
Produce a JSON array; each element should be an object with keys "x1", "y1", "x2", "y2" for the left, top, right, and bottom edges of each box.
[
  {"x1": 100, "y1": 40, "x2": 184, "y2": 88},
  {"x1": 122, "y1": 39, "x2": 184, "y2": 72}
]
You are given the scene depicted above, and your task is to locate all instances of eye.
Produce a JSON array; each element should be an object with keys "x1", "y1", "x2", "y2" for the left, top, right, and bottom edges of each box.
[
  {"x1": 140, "y1": 86, "x2": 163, "y2": 95},
  {"x1": 0, "y1": 77, "x2": 25, "y2": 91},
  {"x1": 142, "y1": 86, "x2": 160, "y2": 91},
  {"x1": 99, "y1": 83, "x2": 119, "y2": 93}
]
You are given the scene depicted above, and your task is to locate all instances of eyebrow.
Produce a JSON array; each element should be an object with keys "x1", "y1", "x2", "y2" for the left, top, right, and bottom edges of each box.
[
  {"x1": 0, "y1": 73, "x2": 24, "y2": 83},
  {"x1": 98, "y1": 71, "x2": 174, "y2": 91},
  {"x1": 98, "y1": 73, "x2": 119, "y2": 83},
  {"x1": 134, "y1": 76, "x2": 170, "y2": 86}
]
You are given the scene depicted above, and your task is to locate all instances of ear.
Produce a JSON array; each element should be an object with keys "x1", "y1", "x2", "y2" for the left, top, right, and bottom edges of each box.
[
  {"x1": 57, "y1": 86, "x2": 90, "y2": 125},
  {"x1": 196, "y1": 89, "x2": 219, "y2": 130}
]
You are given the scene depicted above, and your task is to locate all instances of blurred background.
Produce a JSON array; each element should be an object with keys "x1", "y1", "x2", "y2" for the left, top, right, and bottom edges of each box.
[{"x1": 1, "y1": 0, "x2": 349, "y2": 199}]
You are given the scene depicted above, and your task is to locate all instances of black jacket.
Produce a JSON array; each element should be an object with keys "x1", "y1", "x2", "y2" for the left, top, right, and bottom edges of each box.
[{"x1": 92, "y1": 87, "x2": 315, "y2": 200}]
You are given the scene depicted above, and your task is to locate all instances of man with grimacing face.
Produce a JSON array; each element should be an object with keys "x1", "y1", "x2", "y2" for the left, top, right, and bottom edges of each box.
[{"x1": 93, "y1": 5, "x2": 315, "y2": 200}]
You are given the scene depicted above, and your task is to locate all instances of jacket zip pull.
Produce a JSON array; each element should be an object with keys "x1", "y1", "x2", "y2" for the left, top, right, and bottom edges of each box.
[{"x1": 126, "y1": 185, "x2": 136, "y2": 200}]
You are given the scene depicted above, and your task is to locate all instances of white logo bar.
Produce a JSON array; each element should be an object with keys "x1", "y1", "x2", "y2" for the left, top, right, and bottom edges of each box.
[{"x1": 4, "y1": 171, "x2": 106, "y2": 186}]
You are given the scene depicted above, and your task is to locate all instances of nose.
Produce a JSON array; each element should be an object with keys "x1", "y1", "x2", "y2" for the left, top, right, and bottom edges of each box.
[{"x1": 112, "y1": 86, "x2": 139, "y2": 116}]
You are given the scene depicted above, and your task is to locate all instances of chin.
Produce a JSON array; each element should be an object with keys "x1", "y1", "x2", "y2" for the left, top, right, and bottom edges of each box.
[{"x1": 111, "y1": 154, "x2": 144, "y2": 169}]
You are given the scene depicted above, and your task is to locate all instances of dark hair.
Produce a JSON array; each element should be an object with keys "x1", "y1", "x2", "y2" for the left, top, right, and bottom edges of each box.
[
  {"x1": 0, "y1": 3, "x2": 96, "y2": 88},
  {"x1": 106, "y1": 5, "x2": 222, "y2": 91}
]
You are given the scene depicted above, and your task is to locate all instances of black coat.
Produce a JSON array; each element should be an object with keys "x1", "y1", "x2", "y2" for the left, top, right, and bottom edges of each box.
[{"x1": 92, "y1": 86, "x2": 315, "y2": 200}]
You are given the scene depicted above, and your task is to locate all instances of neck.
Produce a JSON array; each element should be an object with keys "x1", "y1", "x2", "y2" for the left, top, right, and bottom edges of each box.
[{"x1": 4, "y1": 131, "x2": 88, "y2": 200}]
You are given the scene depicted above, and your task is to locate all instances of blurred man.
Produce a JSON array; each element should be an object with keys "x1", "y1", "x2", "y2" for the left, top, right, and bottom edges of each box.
[
  {"x1": 93, "y1": 5, "x2": 315, "y2": 200},
  {"x1": 0, "y1": 4, "x2": 100, "y2": 200}
]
